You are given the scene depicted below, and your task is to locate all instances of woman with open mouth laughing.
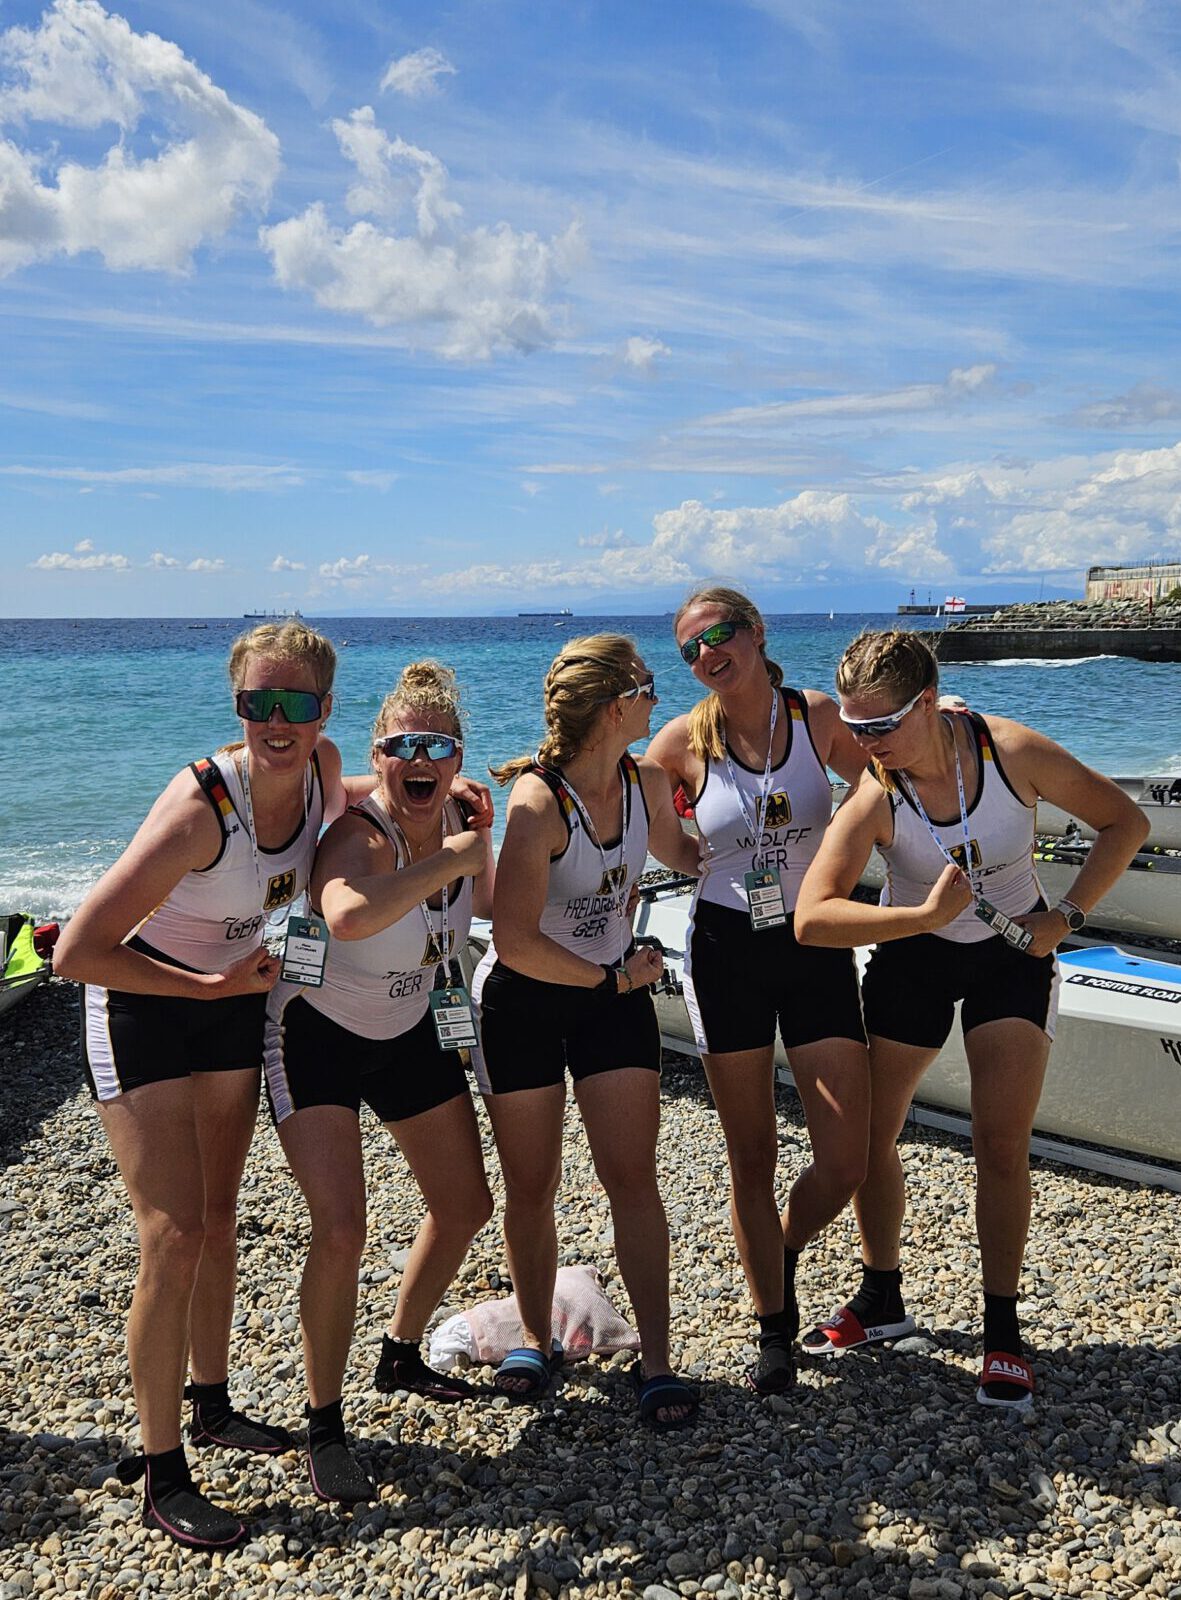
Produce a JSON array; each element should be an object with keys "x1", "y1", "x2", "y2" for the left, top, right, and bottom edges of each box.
[
  {"x1": 647, "y1": 586, "x2": 870, "y2": 1397},
  {"x1": 473, "y1": 635, "x2": 703, "y2": 1429},
  {"x1": 264, "y1": 661, "x2": 495, "y2": 1502}
]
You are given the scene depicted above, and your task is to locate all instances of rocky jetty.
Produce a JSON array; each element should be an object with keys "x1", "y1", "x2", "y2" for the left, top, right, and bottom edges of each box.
[
  {"x1": 923, "y1": 596, "x2": 1181, "y2": 663},
  {"x1": 3, "y1": 979, "x2": 1180, "y2": 1599}
]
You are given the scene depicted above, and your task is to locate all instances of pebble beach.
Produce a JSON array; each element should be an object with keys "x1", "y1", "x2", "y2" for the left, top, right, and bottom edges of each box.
[{"x1": 3, "y1": 979, "x2": 1180, "y2": 1600}]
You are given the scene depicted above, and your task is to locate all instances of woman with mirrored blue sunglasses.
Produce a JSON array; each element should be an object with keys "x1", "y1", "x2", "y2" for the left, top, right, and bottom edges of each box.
[
  {"x1": 264, "y1": 660, "x2": 496, "y2": 1496},
  {"x1": 648, "y1": 585, "x2": 871, "y2": 1397}
]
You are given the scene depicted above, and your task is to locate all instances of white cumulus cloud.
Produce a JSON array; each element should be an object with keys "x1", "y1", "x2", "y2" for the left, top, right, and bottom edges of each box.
[
  {"x1": 30, "y1": 545, "x2": 130, "y2": 570},
  {"x1": 0, "y1": 0, "x2": 280, "y2": 277},
  {"x1": 270, "y1": 554, "x2": 305, "y2": 571},
  {"x1": 147, "y1": 550, "x2": 180, "y2": 568},
  {"x1": 186, "y1": 557, "x2": 225, "y2": 572},
  {"x1": 427, "y1": 544, "x2": 693, "y2": 595},
  {"x1": 620, "y1": 335, "x2": 670, "y2": 373},
  {"x1": 380, "y1": 47, "x2": 456, "y2": 99},
  {"x1": 260, "y1": 105, "x2": 581, "y2": 359},
  {"x1": 650, "y1": 491, "x2": 893, "y2": 575}
]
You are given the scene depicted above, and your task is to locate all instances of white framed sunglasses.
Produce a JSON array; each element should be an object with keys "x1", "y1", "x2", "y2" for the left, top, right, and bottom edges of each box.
[{"x1": 837, "y1": 685, "x2": 927, "y2": 739}]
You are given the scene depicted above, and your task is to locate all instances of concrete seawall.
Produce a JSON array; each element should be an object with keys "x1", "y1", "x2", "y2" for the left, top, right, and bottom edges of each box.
[{"x1": 923, "y1": 625, "x2": 1181, "y2": 663}]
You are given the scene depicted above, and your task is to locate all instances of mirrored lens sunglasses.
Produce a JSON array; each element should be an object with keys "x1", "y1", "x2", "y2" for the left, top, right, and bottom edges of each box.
[
  {"x1": 837, "y1": 685, "x2": 927, "y2": 739},
  {"x1": 236, "y1": 688, "x2": 323, "y2": 723},
  {"x1": 374, "y1": 732, "x2": 462, "y2": 761},
  {"x1": 679, "y1": 619, "x2": 748, "y2": 664}
]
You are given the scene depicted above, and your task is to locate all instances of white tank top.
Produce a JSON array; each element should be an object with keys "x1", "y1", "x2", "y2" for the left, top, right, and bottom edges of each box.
[
  {"x1": 878, "y1": 714, "x2": 1039, "y2": 944},
  {"x1": 473, "y1": 754, "x2": 649, "y2": 996},
  {"x1": 692, "y1": 688, "x2": 833, "y2": 915},
  {"x1": 288, "y1": 795, "x2": 473, "y2": 1040},
  {"x1": 133, "y1": 751, "x2": 324, "y2": 973}
]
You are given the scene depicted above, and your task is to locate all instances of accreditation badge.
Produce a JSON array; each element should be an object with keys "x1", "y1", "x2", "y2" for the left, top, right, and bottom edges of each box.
[
  {"x1": 744, "y1": 868, "x2": 787, "y2": 931},
  {"x1": 429, "y1": 983, "x2": 479, "y2": 1051},
  {"x1": 280, "y1": 915, "x2": 329, "y2": 986}
]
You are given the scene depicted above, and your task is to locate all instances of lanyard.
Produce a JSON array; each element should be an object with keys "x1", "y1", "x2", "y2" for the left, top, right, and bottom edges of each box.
[
  {"x1": 559, "y1": 765, "x2": 628, "y2": 920},
  {"x1": 898, "y1": 719, "x2": 978, "y2": 896},
  {"x1": 382, "y1": 798, "x2": 452, "y2": 969},
  {"x1": 724, "y1": 688, "x2": 779, "y2": 838},
  {"x1": 238, "y1": 752, "x2": 311, "y2": 910}
]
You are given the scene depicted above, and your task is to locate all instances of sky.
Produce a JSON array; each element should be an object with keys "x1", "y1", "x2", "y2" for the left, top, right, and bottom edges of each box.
[{"x1": 3, "y1": 0, "x2": 1181, "y2": 617}]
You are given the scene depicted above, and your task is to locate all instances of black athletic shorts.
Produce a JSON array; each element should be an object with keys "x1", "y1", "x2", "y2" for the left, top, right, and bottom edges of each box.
[
  {"x1": 682, "y1": 899, "x2": 866, "y2": 1056},
  {"x1": 472, "y1": 960, "x2": 661, "y2": 1095},
  {"x1": 81, "y1": 981, "x2": 266, "y2": 1102},
  {"x1": 264, "y1": 995, "x2": 471, "y2": 1125},
  {"x1": 861, "y1": 930, "x2": 1060, "y2": 1050}
]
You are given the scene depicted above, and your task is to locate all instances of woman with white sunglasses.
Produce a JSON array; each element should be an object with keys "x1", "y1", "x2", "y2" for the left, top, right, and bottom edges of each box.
[
  {"x1": 794, "y1": 629, "x2": 1147, "y2": 1411},
  {"x1": 264, "y1": 661, "x2": 495, "y2": 1502},
  {"x1": 648, "y1": 586, "x2": 870, "y2": 1397},
  {"x1": 473, "y1": 635, "x2": 701, "y2": 1427}
]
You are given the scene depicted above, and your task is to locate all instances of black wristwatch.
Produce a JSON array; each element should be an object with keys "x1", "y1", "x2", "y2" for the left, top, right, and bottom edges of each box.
[
  {"x1": 597, "y1": 964, "x2": 618, "y2": 996},
  {"x1": 1055, "y1": 898, "x2": 1086, "y2": 933}
]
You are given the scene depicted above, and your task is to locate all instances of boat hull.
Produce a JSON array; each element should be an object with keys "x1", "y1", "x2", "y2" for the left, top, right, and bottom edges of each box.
[{"x1": 631, "y1": 896, "x2": 1181, "y2": 1167}]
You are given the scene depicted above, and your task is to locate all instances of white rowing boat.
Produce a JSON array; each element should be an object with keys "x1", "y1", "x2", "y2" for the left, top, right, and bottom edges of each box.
[
  {"x1": 629, "y1": 889, "x2": 1181, "y2": 1174},
  {"x1": 1037, "y1": 775, "x2": 1181, "y2": 851}
]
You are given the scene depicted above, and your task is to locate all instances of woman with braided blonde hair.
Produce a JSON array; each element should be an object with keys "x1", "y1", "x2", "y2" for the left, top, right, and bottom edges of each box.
[
  {"x1": 473, "y1": 636, "x2": 701, "y2": 1426},
  {"x1": 648, "y1": 586, "x2": 870, "y2": 1396}
]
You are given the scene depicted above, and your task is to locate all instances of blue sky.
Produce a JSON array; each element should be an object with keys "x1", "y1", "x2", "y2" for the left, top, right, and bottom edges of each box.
[{"x1": 3, "y1": 0, "x2": 1181, "y2": 616}]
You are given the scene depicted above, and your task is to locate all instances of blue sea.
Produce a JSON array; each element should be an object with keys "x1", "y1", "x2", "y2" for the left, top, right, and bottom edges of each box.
[{"x1": 2, "y1": 613, "x2": 1178, "y2": 922}]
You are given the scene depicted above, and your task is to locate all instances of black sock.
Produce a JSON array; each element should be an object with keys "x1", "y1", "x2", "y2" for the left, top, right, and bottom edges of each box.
[
  {"x1": 783, "y1": 1246, "x2": 800, "y2": 1341},
  {"x1": 187, "y1": 1380, "x2": 231, "y2": 1423},
  {"x1": 306, "y1": 1398, "x2": 345, "y2": 1451},
  {"x1": 757, "y1": 1308, "x2": 794, "y2": 1351},
  {"x1": 848, "y1": 1264, "x2": 905, "y2": 1325},
  {"x1": 381, "y1": 1334, "x2": 420, "y2": 1362},
  {"x1": 983, "y1": 1292, "x2": 1022, "y2": 1356},
  {"x1": 144, "y1": 1445, "x2": 192, "y2": 1497}
]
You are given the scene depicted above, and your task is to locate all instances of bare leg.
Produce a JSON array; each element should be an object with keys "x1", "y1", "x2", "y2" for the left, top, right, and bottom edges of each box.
[
  {"x1": 700, "y1": 1046, "x2": 782, "y2": 1315},
  {"x1": 385, "y1": 1092, "x2": 493, "y2": 1340},
  {"x1": 780, "y1": 1037, "x2": 870, "y2": 1251},
  {"x1": 965, "y1": 1018, "x2": 1051, "y2": 1296},
  {"x1": 277, "y1": 1106, "x2": 366, "y2": 1408},
  {"x1": 483, "y1": 1084, "x2": 566, "y2": 1389},
  {"x1": 98, "y1": 1080, "x2": 206, "y2": 1454},
  {"x1": 575, "y1": 1068, "x2": 672, "y2": 1374},
  {"x1": 852, "y1": 1036, "x2": 940, "y2": 1271},
  {"x1": 188, "y1": 1068, "x2": 260, "y2": 1385}
]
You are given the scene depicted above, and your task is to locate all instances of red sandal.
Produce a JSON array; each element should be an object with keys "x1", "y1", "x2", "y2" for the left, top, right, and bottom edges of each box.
[{"x1": 976, "y1": 1350, "x2": 1035, "y2": 1411}]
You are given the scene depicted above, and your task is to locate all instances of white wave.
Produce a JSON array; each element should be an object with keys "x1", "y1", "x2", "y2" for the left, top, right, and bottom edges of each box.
[
  {"x1": 0, "y1": 840, "x2": 124, "y2": 922},
  {"x1": 954, "y1": 655, "x2": 1120, "y2": 668}
]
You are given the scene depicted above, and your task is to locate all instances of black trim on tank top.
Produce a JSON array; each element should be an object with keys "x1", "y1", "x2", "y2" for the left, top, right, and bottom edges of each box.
[
  {"x1": 189, "y1": 756, "x2": 234, "y2": 874},
  {"x1": 125, "y1": 933, "x2": 201, "y2": 973},
  {"x1": 975, "y1": 716, "x2": 1033, "y2": 809},
  {"x1": 625, "y1": 751, "x2": 651, "y2": 827},
  {"x1": 787, "y1": 686, "x2": 827, "y2": 774},
  {"x1": 722, "y1": 688, "x2": 792, "y2": 776},
  {"x1": 262, "y1": 749, "x2": 322, "y2": 856},
  {"x1": 894, "y1": 712, "x2": 985, "y2": 826}
]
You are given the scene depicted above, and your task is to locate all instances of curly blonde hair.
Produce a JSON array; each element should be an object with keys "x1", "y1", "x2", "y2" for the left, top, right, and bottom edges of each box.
[
  {"x1": 228, "y1": 620, "x2": 337, "y2": 697},
  {"x1": 673, "y1": 585, "x2": 784, "y2": 762},
  {"x1": 489, "y1": 634, "x2": 640, "y2": 784},
  {"x1": 374, "y1": 660, "x2": 464, "y2": 744}
]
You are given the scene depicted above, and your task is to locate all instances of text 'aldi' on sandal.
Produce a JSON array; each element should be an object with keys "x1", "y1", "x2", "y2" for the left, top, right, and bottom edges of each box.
[
  {"x1": 493, "y1": 1342, "x2": 562, "y2": 1400},
  {"x1": 801, "y1": 1305, "x2": 916, "y2": 1356},
  {"x1": 976, "y1": 1351, "x2": 1035, "y2": 1412}
]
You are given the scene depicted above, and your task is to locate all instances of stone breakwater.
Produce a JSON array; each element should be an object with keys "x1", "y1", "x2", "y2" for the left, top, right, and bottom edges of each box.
[
  {"x1": 3, "y1": 980, "x2": 1180, "y2": 1600},
  {"x1": 925, "y1": 597, "x2": 1181, "y2": 663}
]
